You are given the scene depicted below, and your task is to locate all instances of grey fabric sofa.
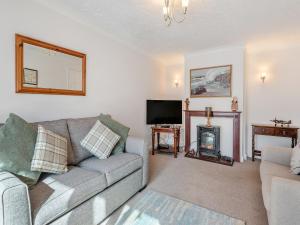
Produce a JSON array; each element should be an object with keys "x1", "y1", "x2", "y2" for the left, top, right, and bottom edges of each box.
[
  {"x1": 260, "y1": 146, "x2": 300, "y2": 225},
  {"x1": 0, "y1": 117, "x2": 149, "y2": 225}
]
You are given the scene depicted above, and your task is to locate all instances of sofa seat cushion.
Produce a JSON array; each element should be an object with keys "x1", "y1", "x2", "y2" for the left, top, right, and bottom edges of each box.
[
  {"x1": 79, "y1": 153, "x2": 142, "y2": 186},
  {"x1": 30, "y1": 167, "x2": 107, "y2": 225},
  {"x1": 260, "y1": 161, "x2": 300, "y2": 211}
]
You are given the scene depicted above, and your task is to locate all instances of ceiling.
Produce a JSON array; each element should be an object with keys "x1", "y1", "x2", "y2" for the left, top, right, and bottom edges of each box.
[{"x1": 34, "y1": 0, "x2": 300, "y2": 63}]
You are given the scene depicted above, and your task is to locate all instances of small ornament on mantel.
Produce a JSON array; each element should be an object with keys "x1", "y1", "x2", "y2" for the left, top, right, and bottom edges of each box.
[
  {"x1": 205, "y1": 107, "x2": 213, "y2": 127},
  {"x1": 184, "y1": 98, "x2": 190, "y2": 111},
  {"x1": 231, "y1": 96, "x2": 238, "y2": 112}
]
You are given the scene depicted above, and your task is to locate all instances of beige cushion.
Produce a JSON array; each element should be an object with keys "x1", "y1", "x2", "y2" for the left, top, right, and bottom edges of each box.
[
  {"x1": 290, "y1": 144, "x2": 300, "y2": 175},
  {"x1": 80, "y1": 121, "x2": 120, "y2": 159},
  {"x1": 32, "y1": 119, "x2": 75, "y2": 166},
  {"x1": 260, "y1": 161, "x2": 300, "y2": 211},
  {"x1": 31, "y1": 125, "x2": 68, "y2": 174}
]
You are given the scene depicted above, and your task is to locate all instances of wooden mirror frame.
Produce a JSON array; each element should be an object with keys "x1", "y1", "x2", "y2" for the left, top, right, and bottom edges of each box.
[{"x1": 15, "y1": 34, "x2": 86, "y2": 96}]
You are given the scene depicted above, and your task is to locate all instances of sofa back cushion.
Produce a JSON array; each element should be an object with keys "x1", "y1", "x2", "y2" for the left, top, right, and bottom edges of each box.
[
  {"x1": 98, "y1": 114, "x2": 130, "y2": 155},
  {"x1": 0, "y1": 113, "x2": 41, "y2": 186},
  {"x1": 32, "y1": 119, "x2": 75, "y2": 165},
  {"x1": 67, "y1": 117, "x2": 98, "y2": 164},
  {"x1": 291, "y1": 144, "x2": 300, "y2": 175}
]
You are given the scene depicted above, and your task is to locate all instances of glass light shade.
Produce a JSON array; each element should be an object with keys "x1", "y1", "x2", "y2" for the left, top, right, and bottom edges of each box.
[
  {"x1": 261, "y1": 72, "x2": 267, "y2": 82},
  {"x1": 182, "y1": 0, "x2": 189, "y2": 8},
  {"x1": 174, "y1": 80, "x2": 179, "y2": 87},
  {"x1": 163, "y1": 6, "x2": 168, "y2": 15}
]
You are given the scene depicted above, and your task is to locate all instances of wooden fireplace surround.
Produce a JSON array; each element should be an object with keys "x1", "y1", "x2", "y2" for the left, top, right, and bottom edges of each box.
[{"x1": 184, "y1": 110, "x2": 241, "y2": 162}]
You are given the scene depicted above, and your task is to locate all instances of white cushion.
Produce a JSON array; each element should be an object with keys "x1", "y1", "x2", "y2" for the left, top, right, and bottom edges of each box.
[
  {"x1": 260, "y1": 161, "x2": 300, "y2": 211},
  {"x1": 291, "y1": 143, "x2": 300, "y2": 175},
  {"x1": 31, "y1": 125, "x2": 68, "y2": 174},
  {"x1": 80, "y1": 121, "x2": 120, "y2": 159}
]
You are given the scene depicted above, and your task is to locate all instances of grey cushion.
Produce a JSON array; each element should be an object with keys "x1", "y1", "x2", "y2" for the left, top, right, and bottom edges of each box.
[
  {"x1": 98, "y1": 114, "x2": 130, "y2": 155},
  {"x1": 79, "y1": 153, "x2": 142, "y2": 186},
  {"x1": 32, "y1": 119, "x2": 75, "y2": 165},
  {"x1": 0, "y1": 113, "x2": 41, "y2": 186},
  {"x1": 30, "y1": 166, "x2": 107, "y2": 225},
  {"x1": 67, "y1": 117, "x2": 98, "y2": 164},
  {"x1": 50, "y1": 169, "x2": 143, "y2": 225},
  {"x1": 260, "y1": 161, "x2": 300, "y2": 211}
]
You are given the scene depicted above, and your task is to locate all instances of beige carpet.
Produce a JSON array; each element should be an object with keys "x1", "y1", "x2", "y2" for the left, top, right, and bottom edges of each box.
[{"x1": 147, "y1": 152, "x2": 268, "y2": 225}]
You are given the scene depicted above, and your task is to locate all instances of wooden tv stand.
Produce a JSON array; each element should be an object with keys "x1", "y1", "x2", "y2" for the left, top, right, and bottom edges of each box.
[{"x1": 151, "y1": 126, "x2": 181, "y2": 158}]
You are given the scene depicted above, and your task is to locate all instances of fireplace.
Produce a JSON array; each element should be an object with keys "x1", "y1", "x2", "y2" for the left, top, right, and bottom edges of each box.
[{"x1": 197, "y1": 125, "x2": 220, "y2": 157}]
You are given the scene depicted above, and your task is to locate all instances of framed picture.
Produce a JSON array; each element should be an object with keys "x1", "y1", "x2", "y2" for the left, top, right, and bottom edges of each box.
[
  {"x1": 23, "y1": 68, "x2": 38, "y2": 87},
  {"x1": 190, "y1": 65, "x2": 232, "y2": 97}
]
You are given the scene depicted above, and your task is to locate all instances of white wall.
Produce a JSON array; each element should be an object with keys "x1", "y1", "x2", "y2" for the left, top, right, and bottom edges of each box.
[
  {"x1": 184, "y1": 46, "x2": 246, "y2": 161},
  {"x1": 0, "y1": 0, "x2": 164, "y2": 139},
  {"x1": 154, "y1": 40, "x2": 300, "y2": 161},
  {"x1": 246, "y1": 43, "x2": 300, "y2": 157},
  {"x1": 160, "y1": 63, "x2": 185, "y2": 100}
]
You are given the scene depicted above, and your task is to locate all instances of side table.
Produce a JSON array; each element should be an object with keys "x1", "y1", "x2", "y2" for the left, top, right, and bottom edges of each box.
[
  {"x1": 151, "y1": 127, "x2": 180, "y2": 158},
  {"x1": 252, "y1": 124, "x2": 299, "y2": 161}
]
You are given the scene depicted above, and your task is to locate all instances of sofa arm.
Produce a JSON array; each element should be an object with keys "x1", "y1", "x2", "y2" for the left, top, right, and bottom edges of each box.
[
  {"x1": 270, "y1": 177, "x2": 300, "y2": 225},
  {"x1": 0, "y1": 172, "x2": 32, "y2": 225},
  {"x1": 125, "y1": 136, "x2": 149, "y2": 187},
  {"x1": 262, "y1": 146, "x2": 292, "y2": 166}
]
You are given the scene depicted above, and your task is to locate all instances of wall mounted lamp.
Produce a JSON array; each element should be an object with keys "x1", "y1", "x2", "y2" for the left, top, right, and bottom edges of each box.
[
  {"x1": 174, "y1": 80, "x2": 179, "y2": 88},
  {"x1": 261, "y1": 72, "x2": 267, "y2": 83}
]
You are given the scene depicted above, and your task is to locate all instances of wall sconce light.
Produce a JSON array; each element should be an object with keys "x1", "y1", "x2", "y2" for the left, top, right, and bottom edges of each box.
[
  {"x1": 174, "y1": 80, "x2": 179, "y2": 88},
  {"x1": 260, "y1": 72, "x2": 267, "y2": 83}
]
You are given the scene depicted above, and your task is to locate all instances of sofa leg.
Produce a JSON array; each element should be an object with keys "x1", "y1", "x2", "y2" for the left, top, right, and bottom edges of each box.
[{"x1": 139, "y1": 185, "x2": 147, "y2": 192}]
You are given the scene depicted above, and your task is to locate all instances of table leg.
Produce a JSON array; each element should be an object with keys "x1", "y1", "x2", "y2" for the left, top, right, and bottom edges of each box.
[
  {"x1": 157, "y1": 132, "x2": 160, "y2": 150},
  {"x1": 292, "y1": 137, "x2": 297, "y2": 148},
  {"x1": 178, "y1": 129, "x2": 180, "y2": 151},
  {"x1": 252, "y1": 128, "x2": 255, "y2": 161},
  {"x1": 174, "y1": 130, "x2": 178, "y2": 158},
  {"x1": 152, "y1": 131, "x2": 155, "y2": 155}
]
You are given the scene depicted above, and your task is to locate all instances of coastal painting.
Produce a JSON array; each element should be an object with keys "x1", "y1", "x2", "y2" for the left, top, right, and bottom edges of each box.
[{"x1": 190, "y1": 65, "x2": 232, "y2": 97}]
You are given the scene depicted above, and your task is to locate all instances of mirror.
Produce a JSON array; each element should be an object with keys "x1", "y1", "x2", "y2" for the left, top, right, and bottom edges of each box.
[{"x1": 16, "y1": 34, "x2": 86, "y2": 95}]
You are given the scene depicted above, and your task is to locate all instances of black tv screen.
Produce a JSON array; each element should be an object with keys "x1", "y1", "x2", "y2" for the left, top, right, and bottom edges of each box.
[{"x1": 146, "y1": 100, "x2": 182, "y2": 125}]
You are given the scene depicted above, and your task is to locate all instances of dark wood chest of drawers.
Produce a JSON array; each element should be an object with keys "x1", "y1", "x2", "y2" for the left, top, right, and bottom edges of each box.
[{"x1": 252, "y1": 124, "x2": 299, "y2": 161}]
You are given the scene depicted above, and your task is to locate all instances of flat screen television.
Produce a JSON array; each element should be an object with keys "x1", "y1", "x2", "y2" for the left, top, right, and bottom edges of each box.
[{"x1": 146, "y1": 100, "x2": 182, "y2": 125}]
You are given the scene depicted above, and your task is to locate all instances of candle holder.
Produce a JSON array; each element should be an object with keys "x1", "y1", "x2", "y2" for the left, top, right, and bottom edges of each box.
[{"x1": 205, "y1": 107, "x2": 213, "y2": 127}]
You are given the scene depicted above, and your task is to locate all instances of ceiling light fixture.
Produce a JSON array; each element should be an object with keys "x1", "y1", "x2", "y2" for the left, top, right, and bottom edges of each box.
[{"x1": 163, "y1": 0, "x2": 189, "y2": 26}]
